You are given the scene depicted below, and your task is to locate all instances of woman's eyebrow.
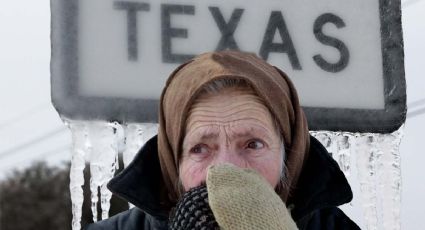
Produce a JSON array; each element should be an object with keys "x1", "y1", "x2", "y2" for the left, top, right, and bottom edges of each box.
[
  {"x1": 183, "y1": 129, "x2": 220, "y2": 147},
  {"x1": 183, "y1": 124, "x2": 274, "y2": 147},
  {"x1": 228, "y1": 126, "x2": 272, "y2": 141},
  {"x1": 198, "y1": 132, "x2": 220, "y2": 142}
]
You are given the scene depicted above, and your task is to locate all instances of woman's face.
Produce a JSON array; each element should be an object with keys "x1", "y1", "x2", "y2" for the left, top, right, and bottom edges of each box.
[{"x1": 179, "y1": 88, "x2": 284, "y2": 191}]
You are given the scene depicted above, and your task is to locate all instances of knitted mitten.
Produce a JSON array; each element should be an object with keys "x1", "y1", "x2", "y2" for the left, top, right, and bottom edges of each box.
[{"x1": 206, "y1": 164, "x2": 298, "y2": 230}]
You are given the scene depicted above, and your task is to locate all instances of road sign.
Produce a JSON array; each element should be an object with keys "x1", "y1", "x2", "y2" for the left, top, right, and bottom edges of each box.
[{"x1": 51, "y1": 0, "x2": 406, "y2": 133}]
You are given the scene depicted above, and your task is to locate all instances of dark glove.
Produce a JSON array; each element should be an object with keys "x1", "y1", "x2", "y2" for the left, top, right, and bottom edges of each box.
[{"x1": 169, "y1": 185, "x2": 220, "y2": 230}]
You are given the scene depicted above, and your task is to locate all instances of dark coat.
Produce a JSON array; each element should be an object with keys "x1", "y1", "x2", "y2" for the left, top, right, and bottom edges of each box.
[{"x1": 85, "y1": 135, "x2": 360, "y2": 230}]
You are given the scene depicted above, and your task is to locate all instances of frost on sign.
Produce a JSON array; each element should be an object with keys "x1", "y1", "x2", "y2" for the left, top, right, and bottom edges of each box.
[{"x1": 51, "y1": 0, "x2": 406, "y2": 133}]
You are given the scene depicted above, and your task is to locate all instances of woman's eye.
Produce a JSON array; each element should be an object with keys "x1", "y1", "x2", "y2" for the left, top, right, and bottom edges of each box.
[
  {"x1": 247, "y1": 140, "x2": 265, "y2": 149},
  {"x1": 190, "y1": 144, "x2": 209, "y2": 154}
]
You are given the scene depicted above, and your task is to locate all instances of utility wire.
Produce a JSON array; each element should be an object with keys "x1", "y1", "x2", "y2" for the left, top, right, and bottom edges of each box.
[
  {"x1": 0, "y1": 144, "x2": 71, "y2": 171},
  {"x1": 36, "y1": 144, "x2": 71, "y2": 159},
  {"x1": 0, "y1": 127, "x2": 67, "y2": 159},
  {"x1": 407, "y1": 97, "x2": 425, "y2": 109},
  {"x1": 407, "y1": 107, "x2": 425, "y2": 119},
  {"x1": 0, "y1": 104, "x2": 50, "y2": 130},
  {"x1": 403, "y1": 0, "x2": 424, "y2": 8},
  {"x1": 406, "y1": 97, "x2": 425, "y2": 119}
]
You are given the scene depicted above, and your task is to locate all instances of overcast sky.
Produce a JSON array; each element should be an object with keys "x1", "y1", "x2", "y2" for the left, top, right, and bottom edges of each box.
[{"x1": 0, "y1": 0, "x2": 424, "y2": 229}]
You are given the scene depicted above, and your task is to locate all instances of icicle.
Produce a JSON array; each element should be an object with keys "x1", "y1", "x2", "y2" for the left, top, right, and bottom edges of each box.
[
  {"x1": 311, "y1": 131, "x2": 335, "y2": 155},
  {"x1": 335, "y1": 133, "x2": 352, "y2": 176},
  {"x1": 355, "y1": 133, "x2": 381, "y2": 230},
  {"x1": 115, "y1": 122, "x2": 126, "y2": 165},
  {"x1": 141, "y1": 123, "x2": 158, "y2": 143},
  {"x1": 123, "y1": 124, "x2": 145, "y2": 168},
  {"x1": 122, "y1": 123, "x2": 145, "y2": 209},
  {"x1": 123, "y1": 123, "x2": 158, "y2": 168},
  {"x1": 311, "y1": 129, "x2": 404, "y2": 230},
  {"x1": 375, "y1": 130, "x2": 403, "y2": 230},
  {"x1": 122, "y1": 123, "x2": 158, "y2": 208},
  {"x1": 68, "y1": 121, "x2": 89, "y2": 230},
  {"x1": 87, "y1": 121, "x2": 122, "y2": 221}
]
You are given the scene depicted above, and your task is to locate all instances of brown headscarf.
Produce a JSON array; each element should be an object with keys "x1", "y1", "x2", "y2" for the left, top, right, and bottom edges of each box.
[{"x1": 158, "y1": 51, "x2": 310, "y2": 207}]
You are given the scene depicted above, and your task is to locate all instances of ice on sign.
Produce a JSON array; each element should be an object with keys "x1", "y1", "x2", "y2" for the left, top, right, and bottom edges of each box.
[{"x1": 52, "y1": 0, "x2": 405, "y2": 133}]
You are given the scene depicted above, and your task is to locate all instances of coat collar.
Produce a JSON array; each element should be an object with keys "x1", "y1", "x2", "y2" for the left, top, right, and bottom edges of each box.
[
  {"x1": 107, "y1": 136, "x2": 169, "y2": 220},
  {"x1": 108, "y1": 135, "x2": 352, "y2": 221},
  {"x1": 288, "y1": 136, "x2": 353, "y2": 220}
]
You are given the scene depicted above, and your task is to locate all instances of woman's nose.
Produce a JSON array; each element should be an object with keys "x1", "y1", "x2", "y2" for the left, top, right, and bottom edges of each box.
[{"x1": 213, "y1": 148, "x2": 247, "y2": 168}]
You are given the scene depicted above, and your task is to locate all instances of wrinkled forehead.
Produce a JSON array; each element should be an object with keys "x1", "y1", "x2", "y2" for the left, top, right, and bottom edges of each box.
[
  {"x1": 189, "y1": 78, "x2": 264, "y2": 114},
  {"x1": 184, "y1": 84, "x2": 281, "y2": 141}
]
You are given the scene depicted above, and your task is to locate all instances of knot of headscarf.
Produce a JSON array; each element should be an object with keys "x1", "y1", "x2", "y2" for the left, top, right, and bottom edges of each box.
[{"x1": 157, "y1": 51, "x2": 310, "y2": 209}]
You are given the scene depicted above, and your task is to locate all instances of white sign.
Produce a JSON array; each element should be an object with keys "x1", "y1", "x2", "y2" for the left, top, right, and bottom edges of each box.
[{"x1": 51, "y1": 0, "x2": 406, "y2": 133}]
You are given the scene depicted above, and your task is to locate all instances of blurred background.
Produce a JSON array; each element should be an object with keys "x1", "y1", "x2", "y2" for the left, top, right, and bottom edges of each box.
[{"x1": 0, "y1": 0, "x2": 424, "y2": 229}]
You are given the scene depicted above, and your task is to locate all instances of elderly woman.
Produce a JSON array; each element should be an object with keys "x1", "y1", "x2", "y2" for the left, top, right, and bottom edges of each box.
[{"x1": 86, "y1": 51, "x2": 360, "y2": 229}]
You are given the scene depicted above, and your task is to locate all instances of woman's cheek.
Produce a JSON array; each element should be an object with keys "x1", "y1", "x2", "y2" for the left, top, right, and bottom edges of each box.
[
  {"x1": 180, "y1": 161, "x2": 208, "y2": 191},
  {"x1": 247, "y1": 154, "x2": 282, "y2": 188}
]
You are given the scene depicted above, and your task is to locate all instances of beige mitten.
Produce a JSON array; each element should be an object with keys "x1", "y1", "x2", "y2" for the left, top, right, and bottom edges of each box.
[{"x1": 206, "y1": 164, "x2": 298, "y2": 230}]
